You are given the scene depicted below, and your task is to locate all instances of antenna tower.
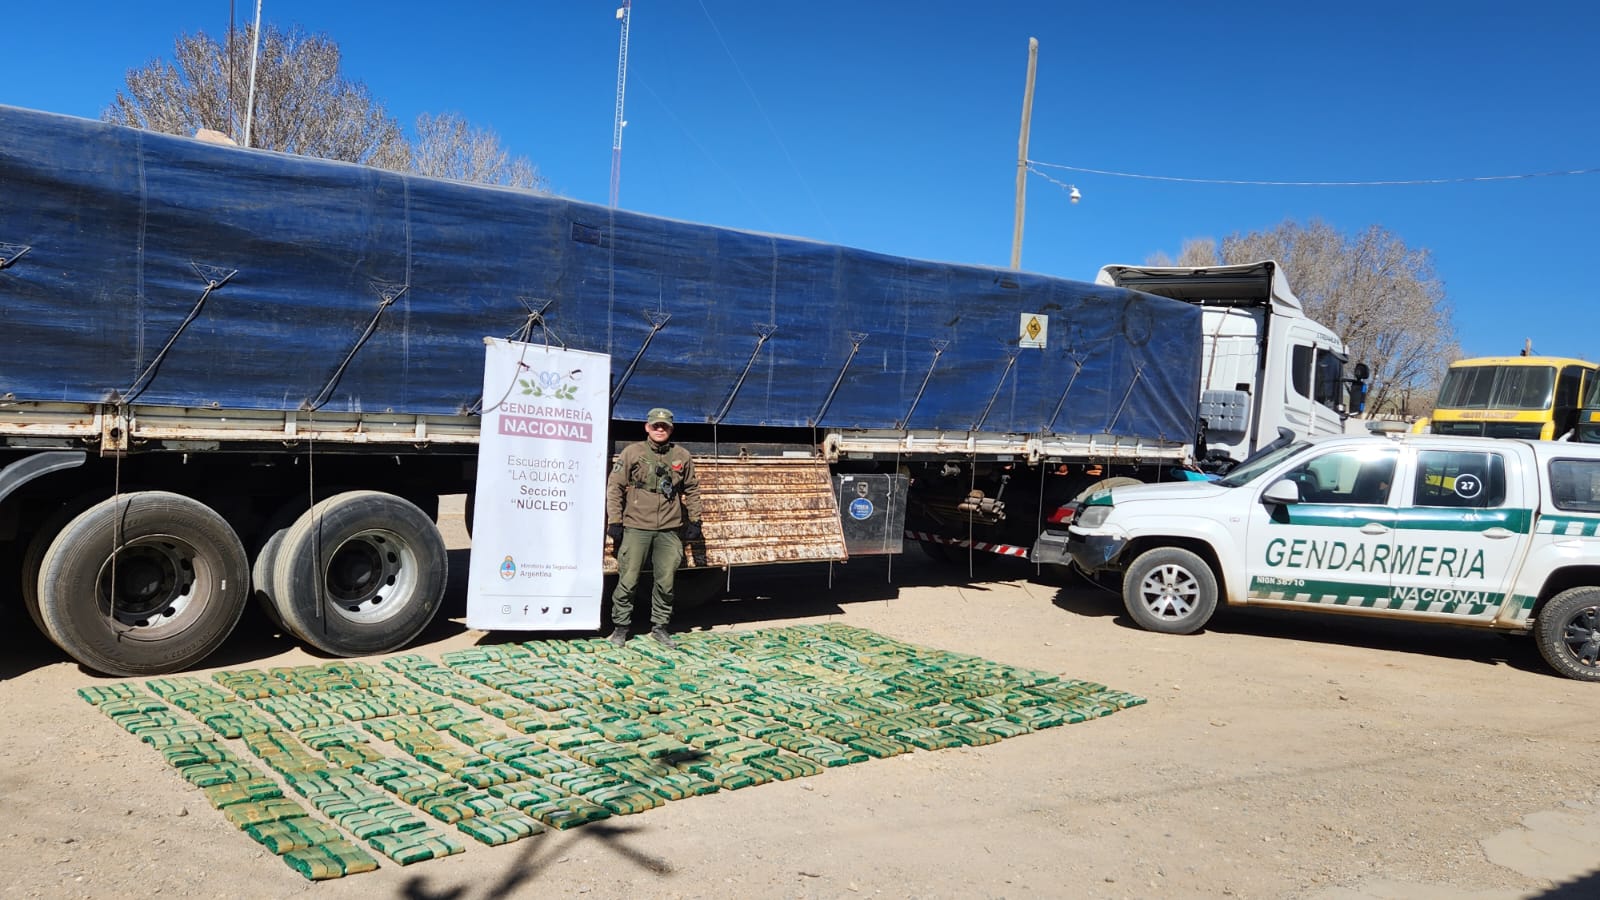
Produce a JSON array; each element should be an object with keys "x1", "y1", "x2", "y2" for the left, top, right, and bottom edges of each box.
[{"x1": 610, "y1": 1, "x2": 632, "y2": 208}]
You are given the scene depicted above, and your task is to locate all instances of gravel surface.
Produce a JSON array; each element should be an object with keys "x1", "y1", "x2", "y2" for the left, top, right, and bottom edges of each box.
[{"x1": 3, "y1": 499, "x2": 1598, "y2": 899}]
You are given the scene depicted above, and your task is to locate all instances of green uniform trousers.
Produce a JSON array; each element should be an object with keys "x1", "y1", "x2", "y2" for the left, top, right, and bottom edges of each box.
[{"x1": 611, "y1": 526, "x2": 682, "y2": 628}]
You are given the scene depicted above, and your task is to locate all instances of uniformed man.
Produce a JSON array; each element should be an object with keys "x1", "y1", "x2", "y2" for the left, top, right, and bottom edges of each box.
[{"x1": 605, "y1": 407, "x2": 703, "y2": 648}]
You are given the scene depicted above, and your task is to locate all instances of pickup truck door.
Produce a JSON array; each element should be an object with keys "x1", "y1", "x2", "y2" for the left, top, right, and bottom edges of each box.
[
  {"x1": 1389, "y1": 447, "x2": 1526, "y2": 622},
  {"x1": 1245, "y1": 445, "x2": 1400, "y2": 609}
]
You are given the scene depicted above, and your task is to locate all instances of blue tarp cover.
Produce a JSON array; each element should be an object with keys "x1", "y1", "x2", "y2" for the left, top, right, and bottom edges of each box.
[{"x1": 0, "y1": 106, "x2": 1201, "y2": 441}]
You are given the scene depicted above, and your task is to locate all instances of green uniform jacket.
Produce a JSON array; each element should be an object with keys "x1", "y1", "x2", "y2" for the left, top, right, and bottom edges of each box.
[{"x1": 606, "y1": 440, "x2": 703, "y2": 530}]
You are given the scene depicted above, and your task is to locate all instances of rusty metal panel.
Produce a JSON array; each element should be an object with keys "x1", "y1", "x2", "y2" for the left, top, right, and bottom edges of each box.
[{"x1": 603, "y1": 457, "x2": 845, "y2": 573}]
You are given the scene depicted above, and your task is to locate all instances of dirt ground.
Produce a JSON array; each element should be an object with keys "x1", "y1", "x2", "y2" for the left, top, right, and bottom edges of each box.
[{"x1": 3, "y1": 497, "x2": 1598, "y2": 900}]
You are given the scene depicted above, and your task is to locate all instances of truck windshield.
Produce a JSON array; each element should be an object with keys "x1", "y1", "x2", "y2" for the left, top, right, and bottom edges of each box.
[
  {"x1": 1217, "y1": 442, "x2": 1311, "y2": 487},
  {"x1": 1437, "y1": 365, "x2": 1555, "y2": 411}
]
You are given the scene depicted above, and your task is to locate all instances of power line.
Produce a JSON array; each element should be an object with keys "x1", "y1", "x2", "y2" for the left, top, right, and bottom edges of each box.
[{"x1": 1027, "y1": 158, "x2": 1600, "y2": 187}]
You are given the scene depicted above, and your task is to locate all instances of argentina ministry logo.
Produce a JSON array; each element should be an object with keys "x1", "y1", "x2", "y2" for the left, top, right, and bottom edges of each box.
[{"x1": 499, "y1": 555, "x2": 517, "y2": 580}]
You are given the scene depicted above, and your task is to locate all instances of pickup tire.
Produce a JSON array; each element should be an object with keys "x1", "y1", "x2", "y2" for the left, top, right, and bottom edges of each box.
[
  {"x1": 1535, "y1": 587, "x2": 1600, "y2": 682},
  {"x1": 37, "y1": 491, "x2": 250, "y2": 676},
  {"x1": 1122, "y1": 546, "x2": 1218, "y2": 634},
  {"x1": 270, "y1": 491, "x2": 447, "y2": 657}
]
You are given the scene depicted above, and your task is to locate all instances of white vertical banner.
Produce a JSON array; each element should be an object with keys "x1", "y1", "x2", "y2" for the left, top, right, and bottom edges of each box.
[{"x1": 466, "y1": 338, "x2": 611, "y2": 629}]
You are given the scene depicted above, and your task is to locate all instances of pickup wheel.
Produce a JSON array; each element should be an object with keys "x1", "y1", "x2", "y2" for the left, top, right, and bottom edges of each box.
[
  {"x1": 1122, "y1": 546, "x2": 1218, "y2": 634},
  {"x1": 270, "y1": 491, "x2": 448, "y2": 657},
  {"x1": 37, "y1": 491, "x2": 250, "y2": 676},
  {"x1": 1535, "y1": 587, "x2": 1600, "y2": 682}
]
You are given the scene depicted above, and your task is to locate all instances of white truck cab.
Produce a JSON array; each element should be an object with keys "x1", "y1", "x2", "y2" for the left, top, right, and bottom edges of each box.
[
  {"x1": 1063, "y1": 432, "x2": 1600, "y2": 681},
  {"x1": 1096, "y1": 261, "x2": 1363, "y2": 469}
]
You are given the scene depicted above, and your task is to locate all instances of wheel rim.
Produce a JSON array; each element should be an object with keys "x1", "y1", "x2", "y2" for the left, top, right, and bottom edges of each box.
[
  {"x1": 322, "y1": 528, "x2": 417, "y2": 625},
  {"x1": 1136, "y1": 563, "x2": 1200, "y2": 621},
  {"x1": 1558, "y1": 603, "x2": 1600, "y2": 669},
  {"x1": 96, "y1": 535, "x2": 206, "y2": 638}
]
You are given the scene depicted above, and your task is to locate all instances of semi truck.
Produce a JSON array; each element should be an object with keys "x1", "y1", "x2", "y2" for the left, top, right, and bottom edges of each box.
[{"x1": 0, "y1": 105, "x2": 1357, "y2": 677}]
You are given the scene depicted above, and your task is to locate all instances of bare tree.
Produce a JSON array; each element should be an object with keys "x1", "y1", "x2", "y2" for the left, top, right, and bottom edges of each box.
[
  {"x1": 1154, "y1": 222, "x2": 1456, "y2": 418},
  {"x1": 411, "y1": 112, "x2": 548, "y2": 191},
  {"x1": 106, "y1": 25, "x2": 409, "y2": 169},
  {"x1": 106, "y1": 25, "x2": 546, "y2": 191},
  {"x1": 1145, "y1": 237, "x2": 1221, "y2": 269}
]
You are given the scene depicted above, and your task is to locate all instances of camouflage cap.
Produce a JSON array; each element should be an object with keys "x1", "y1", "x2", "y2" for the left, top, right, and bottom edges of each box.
[{"x1": 646, "y1": 407, "x2": 675, "y2": 425}]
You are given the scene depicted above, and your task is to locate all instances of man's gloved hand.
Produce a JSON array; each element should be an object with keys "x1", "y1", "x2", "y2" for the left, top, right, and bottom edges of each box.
[
  {"x1": 682, "y1": 520, "x2": 703, "y2": 542},
  {"x1": 606, "y1": 523, "x2": 624, "y2": 547}
]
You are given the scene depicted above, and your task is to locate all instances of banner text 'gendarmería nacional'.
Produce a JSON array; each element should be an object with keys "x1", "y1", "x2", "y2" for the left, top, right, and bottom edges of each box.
[{"x1": 498, "y1": 403, "x2": 595, "y2": 442}]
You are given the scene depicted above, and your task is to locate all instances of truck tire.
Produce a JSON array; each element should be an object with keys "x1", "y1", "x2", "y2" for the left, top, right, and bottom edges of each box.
[
  {"x1": 251, "y1": 524, "x2": 295, "y2": 636},
  {"x1": 37, "y1": 491, "x2": 250, "y2": 676},
  {"x1": 1122, "y1": 546, "x2": 1218, "y2": 635},
  {"x1": 1534, "y1": 587, "x2": 1600, "y2": 682},
  {"x1": 271, "y1": 490, "x2": 448, "y2": 657},
  {"x1": 20, "y1": 496, "x2": 103, "y2": 645}
]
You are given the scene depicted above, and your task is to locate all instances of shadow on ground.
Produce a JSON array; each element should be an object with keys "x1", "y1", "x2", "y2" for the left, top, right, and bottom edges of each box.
[{"x1": 1030, "y1": 567, "x2": 1553, "y2": 678}]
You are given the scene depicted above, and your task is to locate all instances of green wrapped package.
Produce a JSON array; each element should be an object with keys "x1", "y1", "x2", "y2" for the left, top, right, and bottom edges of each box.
[
  {"x1": 137, "y1": 725, "x2": 210, "y2": 748},
  {"x1": 200, "y1": 775, "x2": 285, "y2": 808},
  {"x1": 520, "y1": 795, "x2": 612, "y2": 830},
  {"x1": 160, "y1": 742, "x2": 235, "y2": 769},
  {"x1": 221, "y1": 797, "x2": 308, "y2": 827},
  {"x1": 457, "y1": 808, "x2": 544, "y2": 845},
  {"x1": 245, "y1": 817, "x2": 344, "y2": 854},
  {"x1": 282, "y1": 840, "x2": 380, "y2": 880},
  {"x1": 181, "y1": 762, "x2": 259, "y2": 788},
  {"x1": 77, "y1": 684, "x2": 144, "y2": 706},
  {"x1": 367, "y1": 830, "x2": 466, "y2": 865}
]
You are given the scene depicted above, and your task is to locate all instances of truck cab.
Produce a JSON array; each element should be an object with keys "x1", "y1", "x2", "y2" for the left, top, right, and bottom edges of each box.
[
  {"x1": 1065, "y1": 432, "x2": 1600, "y2": 681},
  {"x1": 1095, "y1": 260, "x2": 1362, "y2": 470}
]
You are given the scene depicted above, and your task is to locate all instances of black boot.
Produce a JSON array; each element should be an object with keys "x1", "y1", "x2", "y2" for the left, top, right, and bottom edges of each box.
[
  {"x1": 608, "y1": 626, "x2": 629, "y2": 648},
  {"x1": 649, "y1": 626, "x2": 678, "y2": 650}
]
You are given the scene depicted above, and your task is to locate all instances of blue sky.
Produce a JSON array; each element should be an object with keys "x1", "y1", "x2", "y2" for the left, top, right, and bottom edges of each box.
[{"x1": 3, "y1": 2, "x2": 1596, "y2": 362}]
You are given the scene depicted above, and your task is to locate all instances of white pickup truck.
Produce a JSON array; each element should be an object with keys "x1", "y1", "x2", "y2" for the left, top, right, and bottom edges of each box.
[{"x1": 1055, "y1": 432, "x2": 1600, "y2": 681}]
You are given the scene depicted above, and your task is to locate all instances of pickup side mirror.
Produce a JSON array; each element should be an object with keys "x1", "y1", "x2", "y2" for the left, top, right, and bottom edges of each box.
[{"x1": 1262, "y1": 479, "x2": 1300, "y2": 506}]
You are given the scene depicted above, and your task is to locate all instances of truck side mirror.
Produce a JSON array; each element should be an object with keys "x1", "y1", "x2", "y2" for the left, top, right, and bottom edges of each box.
[
  {"x1": 1347, "y1": 379, "x2": 1368, "y2": 415},
  {"x1": 1262, "y1": 479, "x2": 1300, "y2": 505},
  {"x1": 1353, "y1": 362, "x2": 1370, "y2": 381}
]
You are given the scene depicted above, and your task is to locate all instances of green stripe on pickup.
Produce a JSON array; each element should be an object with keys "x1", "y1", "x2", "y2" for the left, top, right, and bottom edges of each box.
[
  {"x1": 1282, "y1": 506, "x2": 1531, "y2": 533},
  {"x1": 1247, "y1": 576, "x2": 1506, "y2": 618},
  {"x1": 1535, "y1": 515, "x2": 1600, "y2": 537}
]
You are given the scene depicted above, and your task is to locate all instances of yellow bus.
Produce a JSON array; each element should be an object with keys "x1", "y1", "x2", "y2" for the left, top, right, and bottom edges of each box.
[{"x1": 1426, "y1": 355, "x2": 1598, "y2": 441}]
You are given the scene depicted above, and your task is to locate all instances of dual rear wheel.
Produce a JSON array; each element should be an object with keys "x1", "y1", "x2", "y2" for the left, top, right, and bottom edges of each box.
[{"x1": 27, "y1": 489, "x2": 447, "y2": 676}]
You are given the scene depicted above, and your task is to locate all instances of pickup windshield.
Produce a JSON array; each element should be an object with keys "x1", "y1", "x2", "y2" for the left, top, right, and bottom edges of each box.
[
  {"x1": 1437, "y1": 364, "x2": 1555, "y2": 411},
  {"x1": 1218, "y1": 442, "x2": 1311, "y2": 487}
]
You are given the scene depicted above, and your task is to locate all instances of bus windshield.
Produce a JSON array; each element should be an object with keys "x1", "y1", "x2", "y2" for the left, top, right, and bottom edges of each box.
[{"x1": 1436, "y1": 365, "x2": 1555, "y2": 411}]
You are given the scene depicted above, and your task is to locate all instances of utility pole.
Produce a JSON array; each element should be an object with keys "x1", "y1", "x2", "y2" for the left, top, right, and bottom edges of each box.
[
  {"x1": 242, "y1": 0, "x2": 263, "y2": 148},
  {"x1": 610, "y1": 1, "x2": 632, "y2": 209},
  {"x1": 1010, "y1": 37, "x2": 1038, "y2": 271}
]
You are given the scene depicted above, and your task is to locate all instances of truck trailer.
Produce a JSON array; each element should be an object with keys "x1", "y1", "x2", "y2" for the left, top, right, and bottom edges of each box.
[{"x1": 0, "y1": 105, "x2": 1351, "y2": 676}]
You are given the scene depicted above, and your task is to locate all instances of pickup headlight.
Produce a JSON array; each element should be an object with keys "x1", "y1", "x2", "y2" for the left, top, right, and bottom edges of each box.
[{"x1": 1075, "y1": 505, "x2": 1112, "y2": 529}]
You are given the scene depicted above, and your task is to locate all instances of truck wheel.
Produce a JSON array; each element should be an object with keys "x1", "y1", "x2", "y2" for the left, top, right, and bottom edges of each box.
[
  {"x1": 271, "y1": 491, "x2": 448, "y2": 657},
  {"x1": 37, "y1": 491, "x2": 250, "y2": 676},
  {"x1": 20, "y1": 496, "x2": 102, "y2": 644},
  {"x1": 1535, "y1": 587, "x2": 1600, "y2": 682},
  {"x1": 251, "y1": 524, "x2": 295, "y2": 636},
  {"x1": 1122, "y1": 546, "x2": 1218, "y2": 635}
]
